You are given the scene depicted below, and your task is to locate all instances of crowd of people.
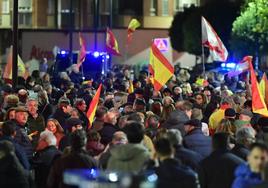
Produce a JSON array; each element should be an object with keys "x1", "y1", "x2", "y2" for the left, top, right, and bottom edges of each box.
[{"x1": 1, "y1": 65, "x2": 268, "y2": 188}]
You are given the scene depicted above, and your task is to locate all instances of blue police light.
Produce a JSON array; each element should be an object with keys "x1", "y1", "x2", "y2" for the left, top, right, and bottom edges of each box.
[
  {"x1": 60, "y1": 50, "x2": 67, "y2": 55},
  {"x1": 226, "y1": 62, "x2": 236, "y2": 69},
  {"x1": 106, "y1": 54, "x2": 110, "y2": 59},
  {"x1": 93, "y1": 51, "x2": 100, "y2": 58},
  {"x1": 221, "y1": 63, "x2": 226, "y2": 68}
]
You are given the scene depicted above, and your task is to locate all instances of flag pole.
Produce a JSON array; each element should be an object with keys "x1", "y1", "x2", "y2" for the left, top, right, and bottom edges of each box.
[{"x1": 202, "y1": 45, "x2": 205, "y2": 77}]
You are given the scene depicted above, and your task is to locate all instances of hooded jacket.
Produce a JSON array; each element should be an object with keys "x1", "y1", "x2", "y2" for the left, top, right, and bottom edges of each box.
[
  {"x1": 107, "y1": 143, "x2": 150, "y2": 173},
  {"x1": 232, "y1": 164, "x2": 262, "y2": 188}
]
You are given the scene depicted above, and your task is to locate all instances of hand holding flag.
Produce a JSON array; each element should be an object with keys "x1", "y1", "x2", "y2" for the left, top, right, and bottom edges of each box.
[{"x1": 127, "y1": 19, "x2": 141, "y2": 44}]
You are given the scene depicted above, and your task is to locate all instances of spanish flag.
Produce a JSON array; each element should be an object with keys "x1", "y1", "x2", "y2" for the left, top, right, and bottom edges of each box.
[
  {"x1": 259, "y1": 73, "x2": 268, "y2": 106},
  {"x1": 149, "y1": 43, "x2": 174, "y2": 92},
  {"x1": 249, "y1": 56, "x2": 268, "y2": 116},
  {"x1": 76, "y1": 32, "x2": 87, "y2": 68},
  {"x1": 87, "y1": 84, "x2": 102, "y2": 128},
  {"x1": 127, "y1": 19, "x2": 140, "y2": 44},
  {"x1": 106, "y1": 28, "x2": 121, "y2": 56},
  {"x1": 3, "y1": 46, "x2": 28, "y2": 80}
]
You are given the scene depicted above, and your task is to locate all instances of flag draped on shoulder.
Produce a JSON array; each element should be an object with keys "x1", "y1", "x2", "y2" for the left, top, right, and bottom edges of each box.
[
  {"x1": 259, "y1": 73, "x2": 268, "y2": 107},
  {"x1": 201, "y1": 16, "x2": 228, "y2": 62},
  {"x1": 87, "y1": 84, "x2": 102, "y2": 128},
  {"x1": 227, "y1": 56, "x2": 250, "y2": 78},
  {"x1": 3, "y1": 46, "x2": 28, "y2": 80},
  {"x1": 106, "y1": 28, "x2": 121, "y2": 56},
  {"x1": 248, "y1": 56, "x2": 268, "y2": 117},
  {"x1": 127, "y1": 19, "x2": 140, "y2": 44},
  {"x1": 77, "y1": 32, "x2": 87, "y2": 68},
  {"x1": 149, "y1": 43, "x2": 174, "y2": 92}
]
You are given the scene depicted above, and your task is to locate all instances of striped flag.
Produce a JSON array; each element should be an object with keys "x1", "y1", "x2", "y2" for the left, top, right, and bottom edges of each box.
[
  {"x1": 249, "y1": 56, "x2": 268, "y2": 117},
  {"x1": 87, "y1": 84, "x2": 102, "y2": 128},
  {"x1": 259, "y1": 73, "x2": 268, "y2": 107},
  {"x1": 77, "y1": 32, "x2": 87, "y2": 68},
  {"x1": 202, "y1": 16, "x2": 228, "y2": 62},
  {"x1": 127, "y1": 19, "x2": 140, "y2": 44},
  {"x1": 106, "y1": 28, "x2": 121, "y2": 56},
  {"x1": 149, "y1": 43, "x2": 174, "y2": 91}
]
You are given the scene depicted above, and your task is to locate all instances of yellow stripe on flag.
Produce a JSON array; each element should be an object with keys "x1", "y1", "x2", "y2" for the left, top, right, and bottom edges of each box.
[{"x1": 87, "y1": 84, "x2": 102, "y2": 128}]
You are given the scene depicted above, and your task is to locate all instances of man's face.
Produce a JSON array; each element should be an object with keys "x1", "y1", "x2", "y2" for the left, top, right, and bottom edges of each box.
[
  {"x1": 71, "y1": 124, "x2": 83, "y2": 132},
  {"x1": 27, "y1": 100, "x2": 38, "y2": 115},
  {"x1": 239, "y1": 114, "x2": 251, "y2": 122},
  {"x1": 63, "y1": 105, "x2": 72, "y2": 114},
  {"x1": 248, "y1": 148, "x2": 268, "y2": 173},
  {"x1": 185, "y1": 109, "x2": 192, "y2": 119},
  {"x1": 15, "y1": 112, "x2": 28, "y2": 126},
  {"x1": 184, "y1": 125, "x2": 191, "y2": 133},
  {"x1": 77, "y1": 101, "x2": 87, "y2": 112}
]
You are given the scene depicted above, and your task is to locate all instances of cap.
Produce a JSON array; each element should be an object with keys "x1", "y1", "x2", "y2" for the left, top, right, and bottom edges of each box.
[
  {"x1": 225, "y1": 108, "x2": 236, "y2": 118},
  {"x1": 66, "y1": 118, "x2": 83, "y2": 128},
  {"x1": 184, "y1": 119, "x2": 202, "y2": 127},
  {"x1": 14, "y1": 106, "x2": 28, "y2": 113},
  {"x1": 240, "y1": 109, "x2": 253, "y2": 118}
]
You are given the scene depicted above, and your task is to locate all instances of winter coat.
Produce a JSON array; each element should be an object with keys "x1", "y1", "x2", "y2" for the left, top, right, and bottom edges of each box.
[
  {"x1": 33, "y1": 146, "x2": 62, "y2": 188},
  {"x1": 231, "y1": 144, "x2": 250, "y2": 161},
  {"x1": 174, "y1": 145, "x2": 202, "y2": 171},
  {"x1": 232, "y1": 164, "x2": 263, "y2": 188},
  {"x1": 107, "y1": 143, "x2": 150, "y2": 173},
  {"x1": 47, "y1": 149, "x2": 97, "y2": 188},
  {"x1": 52, "y1": 108, "x2": 71, "y2": 132},
  {"x1": 77, "y1": 109, "x2": 89, "y2": 130},
  {"x1": 199, "y1": 149, "x2": 244, "y2": 188},
  {"x1": 154, "y1": 158, "x2": 200, "y2": 188},
  {"x1": 183, "y1": 128, "x2": 212, "y2": 159},
  {"x1": 163, "y1": 110, "x2": 190, "y2": 136}
]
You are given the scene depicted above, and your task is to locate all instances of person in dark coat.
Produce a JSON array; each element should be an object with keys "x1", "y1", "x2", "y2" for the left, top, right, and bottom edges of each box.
[
  {"x1": 98, "y1": 111, "x2": 119, "y2": 145},
  {"x1": 183, "y1": 119, "x2": 212, "y2": 159},
  {"x1": 251, "y1": 163, "x2": 268, "y2": 188},
  {"x1": 58, "y1": 118, "x2": 83, "y2": 151},
  {"x1": 231, "y1": 127, "x2": 255, "y2": 161},
  {"x1": 163, "y1": 100, "x2": 192, "y2": 136},
  {"x1": 74, "y1": 98, "x2": 89, "y2": 129},
  {"x1": 13, "y1": 107, "x2": 34, "y2": 161},
  {"x1": 149, "y1": 138, "x2": 200, "y2": 188},
  {"x1": 167, "y1": 129, "x2": 202, "y2": 171},
  {"x1": 0, "y1": 120, "x2": 30, "y2": 170},
  {"x1": 33, "y1": 130, "x2": 62, "y2": 188},
  {"x1": 232, "y1": 143, "x2": 268, "y2": 188},
  {"x1": 199, "y1": 133, "x2": 244, "y2": 188},
  {"x1": 51, "y1": 98, "x2": 72, "y2": 132},
  {"x1": 0, "y1": 140, "x2": 30, "y2": 188},
  {"x1": 47, "y1": 130, "x2": 97, "y2": 188}
]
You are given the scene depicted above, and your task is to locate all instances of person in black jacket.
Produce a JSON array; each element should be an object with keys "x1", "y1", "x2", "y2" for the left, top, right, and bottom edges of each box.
[
  {"x1": 33, "y1": 130, "x2": 62, "y2": 188},
  {"x1": 199, "y1": 133, "x2": 244, "y2": 188},
  {"x1": 231, "y1": 127, "x2": 255, "y2": 161},
  {"x1": 13, "y1": 106, "x2": 34, "y2": 161},
  {"x1": 51, "y1": 98, "x2": 72, "y2": 132},
  {"x1": 74, "y1": 98, "x2": 89, "y2": 129},
  {"x1": 47, "y1": 130, "x2": 97, "y2": 188},
  {"x1": 167, "y1": 129, "x2": 202, "y2": 171},
  {"x1": 151, "y1": 138, "x2": 200, "y2": 188},
  {"x1": 0, "y1": 120, "x2": 30, "y2": 170}
]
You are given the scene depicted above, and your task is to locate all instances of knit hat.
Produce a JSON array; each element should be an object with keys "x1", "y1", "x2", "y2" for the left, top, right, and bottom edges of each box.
[{"x1": 224, "y1": 108, "x2": 236, "y2": 118}]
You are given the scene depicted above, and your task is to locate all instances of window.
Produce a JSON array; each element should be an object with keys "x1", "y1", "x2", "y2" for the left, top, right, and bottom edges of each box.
[{"x1": 162, "y1": 0, "x2": 169, "y2": 16}]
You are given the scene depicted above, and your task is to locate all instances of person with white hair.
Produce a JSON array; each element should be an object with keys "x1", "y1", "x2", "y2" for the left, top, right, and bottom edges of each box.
[
  {"x1": 231, "y1": 127, "x2": 256, "y2": 161},
  {"x1": 33, "y1": 130, "x2": 62, "y2": 188}
]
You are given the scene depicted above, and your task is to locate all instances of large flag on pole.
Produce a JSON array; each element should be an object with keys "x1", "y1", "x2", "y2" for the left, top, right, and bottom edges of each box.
[
  {"x1": 87, "y1": 84, "x2": 102, "y2": 128},
  {"x1": 201, "y1": 16, "x2": 228, "y2": 62},
  {"x1": 248, "y1": 56, "x2": 268, "y2": 117},
  {"x1": 149, "y1": 43, "x2": 174, "y2": 92},
  {"x1": 227, "y1": 56, "x2": 250, "y2": 78},
  {"x1": 259, "y1": 73, "x2": 268, "y2": 106},
  {"x1": 127, "y1": 19, "x2": 140, "y2": 44},
  {"x1": 76, "y1": 33, "x2": 87, "y2": 68},
  {"x1": 3, "y1": 46, "x2": 28, "y2": 80},
  {"x1": 106, "y1": 28, "x2": 121, "y2": 56}
]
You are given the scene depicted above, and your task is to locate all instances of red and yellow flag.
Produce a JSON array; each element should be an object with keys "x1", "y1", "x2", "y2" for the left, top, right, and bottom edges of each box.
[
  {"x1": 127, "y1": 19, "x2": 140, "y2": 44},
  {"x1": 149, "y1": 43, "x2": 174, "y2": 92},
  {"x1": 249, "y1": 56, "x2": 268, "y2": 116},
  {"x1": 259, "y1": 73, "x2": 268, "y2": 107},
  {"x1": 87, "y1": 84, "x2": 102, "y2": 128},
  {"x1": 76, "y1": 32, "x2": 87, "y2": 68},
  {"x1": 3, "y1": 46, "x2": 28, "y2": 81},
  {"x1": 106, "y1": 28, "x2": 121, "y2": 56}
]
